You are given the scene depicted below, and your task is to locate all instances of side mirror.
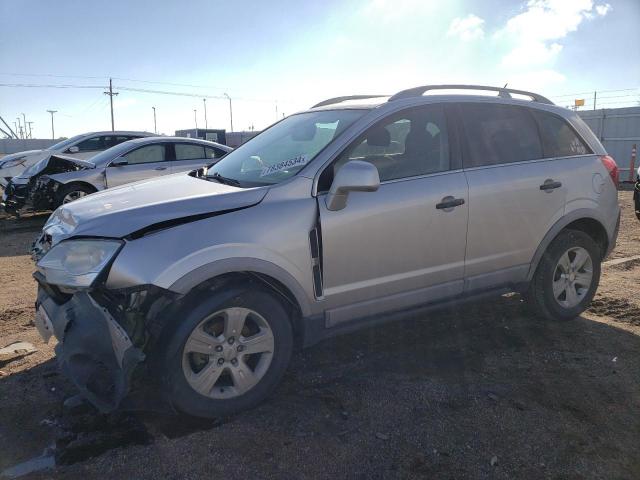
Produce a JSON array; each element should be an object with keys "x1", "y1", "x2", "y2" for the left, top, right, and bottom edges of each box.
[
  {"x1": 326, "y1": 160, "x2": 380, "y2": 211},
  {"x1": 110, "y1": 158, "x2": 128, "y2": 167},
  {"x1": 67, "y1": 146, "x2": 79, "y2": 153}
]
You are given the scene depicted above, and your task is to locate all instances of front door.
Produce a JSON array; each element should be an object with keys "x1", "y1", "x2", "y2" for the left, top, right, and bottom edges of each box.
[
  {"x1": 317, "y1": 104, "x2": 468, "y2": 326},
  {"x1": 105, "y1": 143, "x2": 171, "y2": 188}
]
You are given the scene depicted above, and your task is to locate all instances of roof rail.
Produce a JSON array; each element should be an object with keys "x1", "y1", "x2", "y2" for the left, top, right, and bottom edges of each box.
[
  {"x1": 388, "y1": 84, "x2": 554, "y2": 105},
  {"x1": 312, "y1": 95, "x2": 388, "y2": 108}
]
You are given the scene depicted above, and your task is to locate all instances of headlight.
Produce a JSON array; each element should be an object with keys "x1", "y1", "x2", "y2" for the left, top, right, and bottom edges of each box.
[
  {"x1": 0, "y1": 156, "x2": 27, "y2": 168},
  {"x1": 36, "y1": 239, "x2": 123, "y2": 288}
]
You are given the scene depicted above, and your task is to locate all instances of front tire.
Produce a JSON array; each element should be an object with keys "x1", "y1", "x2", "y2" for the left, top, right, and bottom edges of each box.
[
  {"x1": 159, "y1": 285, "x2": 293, "y2": 418},
  {"x1": 55, "y1": 183, "x2": 96, "y2": 208},
  {"x1": 526, "y1": 230, "x2": 601, "y2": 320}
]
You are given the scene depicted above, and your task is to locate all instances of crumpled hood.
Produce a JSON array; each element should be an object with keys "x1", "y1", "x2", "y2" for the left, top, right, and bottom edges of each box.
[{"x1": 44, "y1": 173, "x2": 268, "y2": 240}]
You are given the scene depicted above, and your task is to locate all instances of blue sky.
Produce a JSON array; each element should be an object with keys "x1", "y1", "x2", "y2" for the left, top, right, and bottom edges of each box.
[{"x1": 0, "y1": 0, "x2": 638, "y2": 138}]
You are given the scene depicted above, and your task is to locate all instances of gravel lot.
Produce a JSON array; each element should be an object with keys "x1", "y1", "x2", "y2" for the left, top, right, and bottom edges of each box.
[{"x1": 0, "y1": 193, "x2": 638, "y2": 479}]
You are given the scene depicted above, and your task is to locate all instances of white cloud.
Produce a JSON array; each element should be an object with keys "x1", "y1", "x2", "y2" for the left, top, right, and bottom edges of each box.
[
  {"x1": 447, "y1": 14, "x2": 485, "y2": 41},
  {"x1": 496, "y1": 0, "x2": 612, "y2": 68}
]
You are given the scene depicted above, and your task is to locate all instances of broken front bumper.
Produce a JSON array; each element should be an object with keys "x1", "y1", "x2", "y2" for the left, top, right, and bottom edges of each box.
[{"x1": 35, "y1": 281, "x2": 145, "y2": 413}]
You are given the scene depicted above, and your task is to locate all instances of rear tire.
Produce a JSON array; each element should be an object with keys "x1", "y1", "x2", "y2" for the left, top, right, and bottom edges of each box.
[
  {"x1": 159, "y1": 285, "x2": 293, "y2": 419},
  {"x1": 526, "y1": 230, "x2": 601, "y2": 320}
]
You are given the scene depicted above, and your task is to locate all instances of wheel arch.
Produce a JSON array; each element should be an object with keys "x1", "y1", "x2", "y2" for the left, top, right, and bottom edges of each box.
[
  {"x1": 527, "y1": 210, "x2": 610, "y2": 282},
  {"x1": 168, "y1": 258, "x2": 314, "y2": 343}
]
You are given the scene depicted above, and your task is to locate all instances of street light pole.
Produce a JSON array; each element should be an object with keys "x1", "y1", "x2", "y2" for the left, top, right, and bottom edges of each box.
[
  {"x1": 193, "y1": 109, "x2": 198, "y2": 137},
  {"x1": 223, "y1": 93, "x2": 233, "y2": 132},
  {"x1": 26, "y1": 121, "x2": 34, "y2": 139},
  {"x1": 152, "y1": 106, "x2": 157, "y2": 134},
  {"x1": 16, "y1": 117, "x2": 22, "y2": 139},
  {"x1": 21, "y1": 113, "x2": 27, "y2": 138},
  {"x1": 46, "y1": 110, "x2": 57, "y2": 139},
  {"x1": 203, "y1": 98, "x2": 208, "y2": 130}
]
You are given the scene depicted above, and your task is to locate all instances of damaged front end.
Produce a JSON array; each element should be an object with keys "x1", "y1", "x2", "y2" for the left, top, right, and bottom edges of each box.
[
  {"x1": 35, "y1": 275, "x2": 179, "y2": 412},
  {"x1": 31, "y1": 230, "x2": 179, "y2": 413},
  {"x1": 3, "y1": 155, "x2": 93, "y2": 213}
]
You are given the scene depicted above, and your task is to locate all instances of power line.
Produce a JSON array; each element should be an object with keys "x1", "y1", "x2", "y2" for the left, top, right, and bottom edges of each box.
[
  {"x1": 550, "y1": 88, "x2": 639, "y2": 98},
  {"x1": 0, "y1": 82, "x2": 105, "y2": 89}
]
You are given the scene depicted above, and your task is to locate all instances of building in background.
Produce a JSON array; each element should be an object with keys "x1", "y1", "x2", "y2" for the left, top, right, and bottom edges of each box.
[
  {"x1": 175, "y1": 128, "x2": 227, "y2": 145},
  {"x1": 174, "y1": 129, "x2": 260, "y2": 148}
]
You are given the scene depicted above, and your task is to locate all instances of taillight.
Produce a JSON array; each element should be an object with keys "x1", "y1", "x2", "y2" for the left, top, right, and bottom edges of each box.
[{"x1": 600, "y1": 155, "x2": 619, "y2": 188}]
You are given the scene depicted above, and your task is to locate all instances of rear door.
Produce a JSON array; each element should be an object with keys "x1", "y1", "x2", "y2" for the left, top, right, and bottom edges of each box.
[
  {"x1": 458, "y1": 102, "x2": 567, "y2": 291},
  {"x1": 317, "y1": 104, "x2": 469, "y2": 325},
  {"x1": 105, "y1": 143, "x2": 171, "y2": 188}
]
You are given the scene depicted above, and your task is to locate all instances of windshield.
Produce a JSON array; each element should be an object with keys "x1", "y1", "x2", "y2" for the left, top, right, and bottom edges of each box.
[
  {"x1": 47, "y1": 134, "x2": 87, "y2": 151},
  {"x1": 208, "y1": 109, "x2": 367, "y2": 187}
]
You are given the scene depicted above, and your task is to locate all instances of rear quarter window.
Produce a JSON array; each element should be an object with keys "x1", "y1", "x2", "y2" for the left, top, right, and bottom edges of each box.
[{"x1": 531, "y1": 110, "x2": 592, "y2": 157}]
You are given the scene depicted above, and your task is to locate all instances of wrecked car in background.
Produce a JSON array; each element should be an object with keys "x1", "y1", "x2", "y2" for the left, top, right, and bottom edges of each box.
[
  {"x1": 0, "y1": 131, "x2": 154, "y2": 188},
  {"x1": 2, "y1": 137, "x2": 231, "y2": 214}
]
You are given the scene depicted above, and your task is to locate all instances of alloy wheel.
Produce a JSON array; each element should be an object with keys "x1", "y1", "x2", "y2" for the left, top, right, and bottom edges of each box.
[
  {"x1": 552, "y1": 246, "x2": 593, "y2": 309},
  {"x1": 181, "y1": 307, "x2": 275, "y2": 399},
  {"x1": 62, "y1": 190, "x2": 87, "y2": 204}
]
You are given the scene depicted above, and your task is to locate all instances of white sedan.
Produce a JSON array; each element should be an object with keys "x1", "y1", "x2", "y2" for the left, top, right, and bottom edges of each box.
[{"x1": 0, "y1": 130, "x2": 154, "y2": 187}]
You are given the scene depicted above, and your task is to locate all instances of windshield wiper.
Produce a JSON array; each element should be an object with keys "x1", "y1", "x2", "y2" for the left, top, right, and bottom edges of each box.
[{"x1": 208, "y1": 172, "x2": 241, "y2": 186}]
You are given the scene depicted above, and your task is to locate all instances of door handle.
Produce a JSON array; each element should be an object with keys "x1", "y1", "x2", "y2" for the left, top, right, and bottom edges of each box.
[
  {"x1": 540, "y1": 179, "x2": 562, "y2": 191},
  {"x1": 436, "y1": 196, "x2": 465, "y2": 210},
  {"x1": 155, "y1": 166, "x2": 167, "y2": 171}
]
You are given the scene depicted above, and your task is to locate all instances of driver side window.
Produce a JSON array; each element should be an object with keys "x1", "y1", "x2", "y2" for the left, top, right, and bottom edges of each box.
[{"x1": 319, "y1": 105, "x2": 450, "y2": 190}]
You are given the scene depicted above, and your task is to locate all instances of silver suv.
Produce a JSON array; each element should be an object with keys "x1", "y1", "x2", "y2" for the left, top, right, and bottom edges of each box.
[{"x1": 32, "y1": 85, "x2": 620, "y2": 418}]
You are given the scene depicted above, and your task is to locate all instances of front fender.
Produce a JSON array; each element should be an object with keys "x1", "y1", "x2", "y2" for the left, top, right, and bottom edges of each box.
[{"x1": 167, "y1": 255, "x2": 313, "y2": 317}]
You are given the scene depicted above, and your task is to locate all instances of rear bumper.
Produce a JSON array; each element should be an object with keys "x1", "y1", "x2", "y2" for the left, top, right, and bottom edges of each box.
[{"x1": 35, "y1": 282, "x2": 144, "y2": 412}]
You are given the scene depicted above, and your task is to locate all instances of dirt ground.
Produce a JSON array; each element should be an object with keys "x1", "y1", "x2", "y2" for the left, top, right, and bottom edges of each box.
[{"x1": 0, "y1": 193, "x2": 639, "y2": 479}]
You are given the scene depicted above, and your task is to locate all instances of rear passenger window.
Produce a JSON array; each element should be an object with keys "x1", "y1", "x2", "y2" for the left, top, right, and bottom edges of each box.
[
  {"x1": 531, "y1": 110, "x2": 592, "y2": 157},
  {"x1": 175, "y1": 144, "x2": 205, "y2": 160},
  {"x1": 460, "y1": 104, "x2": 542, "y2": 167}
]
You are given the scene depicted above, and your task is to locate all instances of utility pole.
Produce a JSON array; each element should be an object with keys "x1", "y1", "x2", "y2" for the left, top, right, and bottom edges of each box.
[
  {"x1": 104, "y1": 78, "x2": 118, "y2": 131},
  {"x1": 203, "y1": 98, "x2": 208, "y2": 130},
  {"x1": 26, "y1": 121, "x2": 34, "y2": 139},
  {"x1": 275, "y1": 102, "x2": 278, "y2": 121},
  {"x1": 593, "y1": 91, "x2": 597, "y2": 110},
  {"x1": 152, "y1": 106, "x2": 157, "y2": 134},
  {"x1": 224, "y1": 93, "x2": 234, "y2": 132},
  {"x1": 46, "y1": 110, "x2": 57, "y2": 139}
]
